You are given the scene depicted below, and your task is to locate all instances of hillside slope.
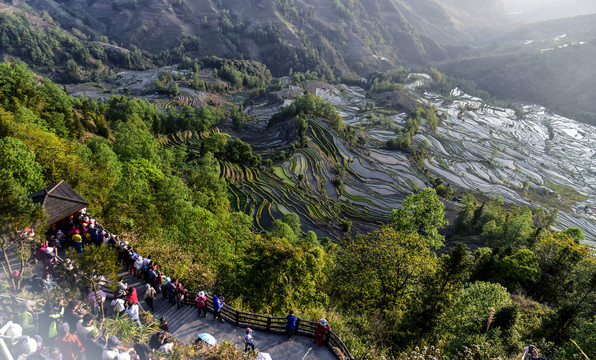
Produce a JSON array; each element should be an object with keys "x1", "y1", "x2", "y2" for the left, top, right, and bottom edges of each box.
[
  {"x1": 17, "y1": 0, "x2": 505, "y2": 75},
  {"x1": 440, "y1": 14, "x2": 596, "y2": 125}
]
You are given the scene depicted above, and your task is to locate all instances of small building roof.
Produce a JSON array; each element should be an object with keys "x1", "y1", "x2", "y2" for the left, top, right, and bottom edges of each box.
[{"x1": 28, "y1": 181, "x2": 89, "y2": 225}]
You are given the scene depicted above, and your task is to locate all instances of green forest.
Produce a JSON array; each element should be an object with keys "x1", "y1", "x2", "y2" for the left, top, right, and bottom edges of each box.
[{"x1": 1, "y1": 61, "x2": 595, "y2": 359}]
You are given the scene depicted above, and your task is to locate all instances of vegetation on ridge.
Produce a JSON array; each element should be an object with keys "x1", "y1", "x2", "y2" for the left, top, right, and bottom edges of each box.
[{"x1": 1, "y1": 61, "x2": 595, "y2": 360}]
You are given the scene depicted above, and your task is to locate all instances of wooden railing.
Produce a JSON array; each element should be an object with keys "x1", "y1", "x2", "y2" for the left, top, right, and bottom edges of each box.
[{"x1": 182, "y1": 291, "x2": 354, "y2": 360}]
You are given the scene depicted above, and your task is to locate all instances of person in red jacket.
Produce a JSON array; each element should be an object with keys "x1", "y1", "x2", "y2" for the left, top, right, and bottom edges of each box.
[
  {"x1": 194, "y1": 291, "x2": 207, "y2": 317},
  {"x1": 125, "y1": 287, "x2": 138, "y2": 304},
  {"x1": 314, "y1": 318, "x2": 330, "y2": 346}
]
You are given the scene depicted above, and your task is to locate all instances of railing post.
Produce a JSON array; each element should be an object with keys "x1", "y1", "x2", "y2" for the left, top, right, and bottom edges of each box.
[
  {"x1": 295, "y1": 317, "x2": 301, "y2": 335},
  {"x1": 266, "y1": 314, "x2": 272, "y2": 331},
  {"x1": 235, "y1": 309, "x2": 239, "y2": 327}
]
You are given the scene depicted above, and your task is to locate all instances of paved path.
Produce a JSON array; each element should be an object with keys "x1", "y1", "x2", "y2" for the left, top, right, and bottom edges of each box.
[{"x1": 122, "y1": 271, "x2": 336, "y2": 360}]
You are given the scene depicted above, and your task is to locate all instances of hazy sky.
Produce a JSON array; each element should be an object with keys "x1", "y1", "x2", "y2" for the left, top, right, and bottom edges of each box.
[{"x1": 502, "y1": 0, "x2": 596, "y2": 21}]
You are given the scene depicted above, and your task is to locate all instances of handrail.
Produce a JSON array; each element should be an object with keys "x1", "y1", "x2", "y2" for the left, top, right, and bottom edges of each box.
[
  {"x1": 183, "y1": 292, "x2": 353, "y2": 359},
  {"x1": 20, "y1": 207, "x2": 355, "y2": 360}
]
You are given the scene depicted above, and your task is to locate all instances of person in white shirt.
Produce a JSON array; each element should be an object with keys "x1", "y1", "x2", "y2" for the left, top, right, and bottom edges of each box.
[
  {"x1": 125, "y1": 301, "x2": 141, "y2": 328},
  {"x1": 111, "y1": 297, "x2": 126, "y2": 315}
]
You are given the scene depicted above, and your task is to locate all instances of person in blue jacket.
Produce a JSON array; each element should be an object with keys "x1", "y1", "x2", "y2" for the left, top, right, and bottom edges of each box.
[
  {"x1": 286, "y1": 310, "x2": 297, "y2": 340},
  {"x1": 213, "y1": 294, "x2": 224, "y2": 322}
]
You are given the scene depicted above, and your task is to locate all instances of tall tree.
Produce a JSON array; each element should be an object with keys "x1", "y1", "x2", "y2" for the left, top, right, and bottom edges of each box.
[
  {"x1": 331, "y1": 227, "x2": 437, "y2": 311},
  {"x1": 390, "y1": 188, "x2": 447, "y2": 249},
  {"x1": 0, "y1": 170, "x2": 46, "y2": 291}
]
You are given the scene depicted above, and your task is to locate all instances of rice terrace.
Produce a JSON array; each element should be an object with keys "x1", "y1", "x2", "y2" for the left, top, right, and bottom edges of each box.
[{"x1": 70, "y1": 67, "x2": 596, "y2": 243}]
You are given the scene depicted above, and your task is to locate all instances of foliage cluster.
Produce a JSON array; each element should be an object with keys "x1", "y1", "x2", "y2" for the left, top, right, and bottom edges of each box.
[
  {"x1": 269, "y1": 92, "x2": 343, "y2": 129},
  {"x1": 1, "y1": 63, "x2": 595, "y2": 360},
  {"x1": 386, "y1": 106, "x2": 439, "y2": 150}
]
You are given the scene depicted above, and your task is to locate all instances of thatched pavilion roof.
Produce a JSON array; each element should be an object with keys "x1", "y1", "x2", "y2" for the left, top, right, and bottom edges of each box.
[{"x1": 28, "y1": 181, "x2": 89, "y2": 225}]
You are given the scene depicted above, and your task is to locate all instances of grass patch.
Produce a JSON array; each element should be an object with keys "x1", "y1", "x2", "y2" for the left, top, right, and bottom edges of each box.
[{"x1": 526, "y1": 181, "x2": 588, "y2": 211}]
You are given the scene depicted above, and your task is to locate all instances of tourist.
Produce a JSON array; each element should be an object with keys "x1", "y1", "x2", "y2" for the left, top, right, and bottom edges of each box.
[
  {"x1": 125, "y1": 300, "x2": 141, "y2": 328},
  {"x1": 116, "y1": 277, "x2": 128, "y2": 298},
  {"x1": 149, "y1": 331, "x2": 166, "y2": 350},
  {"x1": 175, "y1": 282, "x2": 186, "y2": 309},
  {"x1": 213, "y1": 294, "x2": 224, "y2": 322},
  {"x1": 54, "y1": 323, "x2": 85, "y2": 360},
  {"x1": 161, "y1": 277, "x2": 170, "y2": 299},
  {"x1": 159, "y1": 317, "x2": 169, "y2": 332},
  {"x1": 147, "y1": 265, "x2": 157, "y2": 288},
  {"x1": 144, "y1": 283, "x2": 156, "y2": 312},
  {"x1": 63, "y1": 300, "x2": 85, "y2": 329},
  {"x1": 166, "y1": 278, "x2": 177, "y2": 304},
  {"x1": 133, "y1": 255, "x2": 144, "y2": 278},
  {"x1": 19, "y1": 300, "x2": 38, "y2": 336},
  {"x1": 72, "y1": 230, "x2": 83, "y2": 253},
  {"x1": 154, "y1": 271, "x2": 163, "y2": 293},
  {"x1": 286, "y1": 310, "x2": 297, "y2": 340},
  {"x1": 28, "y1": 335, "x2": 47, "y2": 360},
  {"x1": 46, "y1": 346, "x2": 63, "y2": 360},
  {"x1": 194, "y1": 291, "x2": 207, "y2": 317},
  {"x1": 127, "y1": 248, "x2": 137, "y2": 275},
  {"x1": 82, "y1": 328, "x2": 106, "y2": 360},
  {"x1": 42, "y1": 273, "x2": 54, "y2": 291},
  {"x1": 523, "y1": 345, "x2": 547, "y2": 360},
  {"x1": 37, "y1": 301, "x2": 63, "y2": 343},
  {"x1": 84, "y1": 288, "x2": 107, "y2": 314},
  {"x1": 314, "y1": 318, "x2": 330, "y2": 346},
  {"x1": 101, "y1": 335, "x2": 135, "y2": 360},
  {"x1": 111, "y1": 296, "x2": 126, "y2": 316},
  {"x1": 134, "y1": 340, "x2": 152, "y2": 360},
  {"x1": 142, "y1": 255, "x2": 151, "y2": 280},
  {"x1": 76, "y1": 313, "x2": 99, "y2": 339},
  {"x1": 125, "y1": 287, "x2": 138, "y2": 305},
  {"x1": 244, "y1": 328, "x2": 255, "y2": 352}
]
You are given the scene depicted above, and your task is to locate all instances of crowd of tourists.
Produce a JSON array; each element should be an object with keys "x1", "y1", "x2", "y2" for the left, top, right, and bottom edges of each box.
[
  {"x1": 0, "y1": 209, "x2": 187, "y2": 360},
  {"x1": 2, "y1": 208, "x2": 334, "y2": 359}
]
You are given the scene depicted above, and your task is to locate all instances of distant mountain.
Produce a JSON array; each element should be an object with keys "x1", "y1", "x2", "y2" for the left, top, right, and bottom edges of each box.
[
  {"x1": 503, "y1": 0, "x2": 596, "y2": 22},
  {"x1": 440, "y1": 14, "x2": 596, "y2": 125},
  {"x1": 15, "y1": 0, "x2": 506, "y2": 76}
]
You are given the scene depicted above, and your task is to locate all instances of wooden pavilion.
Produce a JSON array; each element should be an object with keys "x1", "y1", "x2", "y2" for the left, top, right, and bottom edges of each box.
[{"x1": 28, "y1": 180, "x2": 89, "y2": 226}]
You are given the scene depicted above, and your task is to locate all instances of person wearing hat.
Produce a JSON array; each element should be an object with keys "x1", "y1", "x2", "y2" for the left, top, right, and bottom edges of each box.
[
  {"x1": 72, "y1": 230, "x2": 83, "y2": 253},
  {"x1": 194, "y1": 291, "x2": 208, "y2": 317},
  {"x1": 522, "y1": 345, "x2": 547, "y2": 360},
  {"x1": 314, "y1": 318, "x2": 330, "y2": 346},
  {"x1": 161, "y1": 277, "x2": 170, "y2": 299},
  {"x1": 54, "y1": 322, "x2": 85, "y2": 360},
  {"x1": 27, "y1": 335, "x2": 46, "y2": 360},
  {"x1": 82, "y1": 327, "x2": 105, "y2": 360},
  {"x1": 102, "y1": 335, "x2": 135, "y2": 360},
  {"x1": 144, "y1": 283, "x2": 156, "y2": 312},
  {"x1": 159, "y1": 317, "x2": 169, "y2": 332},
  {"x1": 244, "y1": 328, "x2": 255, "y2": 352}
]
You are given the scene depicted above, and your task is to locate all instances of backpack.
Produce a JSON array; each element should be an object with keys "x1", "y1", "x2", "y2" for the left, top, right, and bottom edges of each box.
[{"x1": 195, "y1": 296, "x2": 205, "y2": 308}]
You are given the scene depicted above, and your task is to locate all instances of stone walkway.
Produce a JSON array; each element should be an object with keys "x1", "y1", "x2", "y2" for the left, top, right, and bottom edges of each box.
[{"x1": 122, "y1": 271, "x2": 337, "y2": 360}]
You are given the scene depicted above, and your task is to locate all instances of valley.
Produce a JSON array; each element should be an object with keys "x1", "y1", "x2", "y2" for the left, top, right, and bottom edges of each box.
[{"x1": 68, "y1": 67, "x2": 596, "y2": 245}]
